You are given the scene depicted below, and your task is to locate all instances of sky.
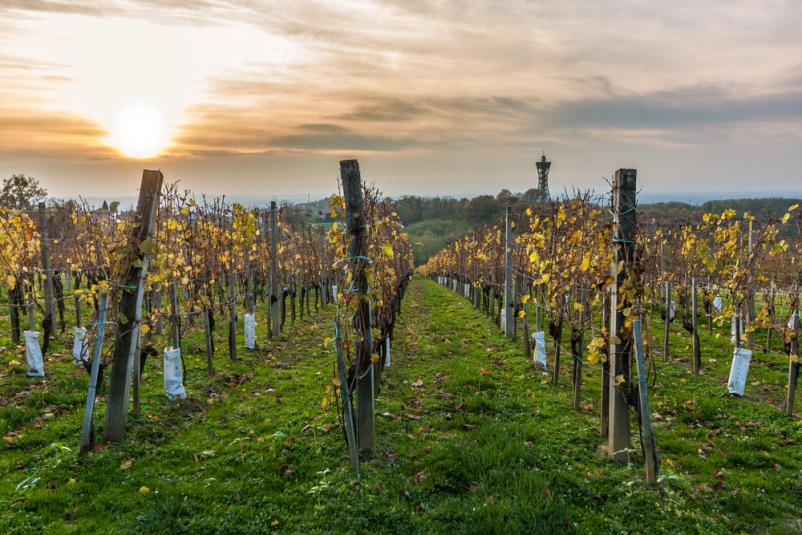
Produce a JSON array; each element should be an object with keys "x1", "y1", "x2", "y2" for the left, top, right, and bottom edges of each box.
[{"x1": 1, "y1": 0, "x2": 801, "y2": 201}]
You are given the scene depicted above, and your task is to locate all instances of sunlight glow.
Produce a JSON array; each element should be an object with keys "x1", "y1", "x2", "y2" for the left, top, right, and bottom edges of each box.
[{"x1": 111, "y1": 103, "x2": 168, "y2": 159}]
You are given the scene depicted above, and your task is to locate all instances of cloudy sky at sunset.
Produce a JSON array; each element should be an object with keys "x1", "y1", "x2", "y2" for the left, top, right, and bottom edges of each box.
[{"x1": 2, "y1": 0, "x2": 801, "y2": 200}]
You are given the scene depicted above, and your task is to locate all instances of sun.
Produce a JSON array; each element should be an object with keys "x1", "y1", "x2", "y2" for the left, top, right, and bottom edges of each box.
[{"x1": 111, "y1": 103, "x2": 168, "y2": 158}]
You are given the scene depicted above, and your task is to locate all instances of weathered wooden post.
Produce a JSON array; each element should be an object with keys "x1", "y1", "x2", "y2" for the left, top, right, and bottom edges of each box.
[
  {"x1": 79, "y1": 292, "x2": 108, "y2": 457},
  {"x1": 38, "y1": 202, "x2": 56, "y2": 351},
  {"x1": 341, "y1": 159, "x2": 375, "y2": 458},
  {"x1": 152, "y1": 289, "x2": 162, "y2": 335},
  {"x1": 269, "y1": 201, "x2": 281, "y2": 338},
  {"x1": 785, "y1": 311, "x2": 800, "y2": 415},
  {"x1": 572, "y1": 302, "x2": 585, "y2": 411},
  {"x1": 203, "y1": 305, "x2": 215, "y2": 376},
  {"x1": 663, "y1": 281, "x2": 671, "y2": 360},
  {"x1": 633, "y1": 319, "x2": 659, "y2": 483},
  {"x1": 504, "y1": 206, "x2": 514, "y2": 338},
  {"x1": 132, "y1": 330, "x2": 141, "y2": 417},
  {"x1": 766, "y1": 285, "x2": 775, "y2": 352},
  {"x1": 692, "y1": 277, "x2": 701, "y2": 374},
  {"x1": 104, "y1": 170, "x2": 162, "y2": 442},
  {"x1": 9, "y1": 284, "x2": 21, "y2": 345},
  {"x1": 747, "y1": 220, "x2": 755, "y2": 350},
  {"x1": 319, "y1": 230, "x2": 328, "y2": 307},
  {"x1": 170, "y1": 282, "x2": 180, "y2": 350},
  {"x1": 73, "y1": 275, "x2": 85, "y2": 330},
  {"x1": 600, "y1": 292, "x2": 610, "y2": 437},
  {"x1": 608, "y1": 168, "x2": 636, "y2": 463},
  {"x1": 228, "y1": 269, "x2": 237, "y2": 360}
]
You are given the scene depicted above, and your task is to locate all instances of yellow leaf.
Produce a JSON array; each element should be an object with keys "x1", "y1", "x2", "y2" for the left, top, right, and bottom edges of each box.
[
  {"x1": 615, "y1": 374, "x2": 625, "y2": 386},
  {"x1": 6, "y1": 274, "x2": 15, "y2": 290},
  {"x1": 517, "y1": 310, "x2": 526, "y2": 319},
  {"x1": 580, "y1": 255, "x2": 590, "y2": 272},
  {"x1": 782, "y1": 212, "x2": 791, "y2": 224},
  {"x1": 382, "y1": 244, "x2": 394, "y2": 259},
  {"x1": 139, "y1": 486, "x2": 150, "y2": 495},
  {"x1": 520, "y1": 294, "x2": 531, "y2": 304}
]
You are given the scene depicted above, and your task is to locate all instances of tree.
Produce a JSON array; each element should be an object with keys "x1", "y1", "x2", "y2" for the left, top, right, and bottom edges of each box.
[{"x1": 0, "y1": 174, "x2": 47, "y2": 210}]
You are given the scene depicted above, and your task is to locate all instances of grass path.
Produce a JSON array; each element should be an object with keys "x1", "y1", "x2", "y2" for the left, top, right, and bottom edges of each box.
[{"x1": 1, "y1": 279, "x2": 801, "y2": 533}]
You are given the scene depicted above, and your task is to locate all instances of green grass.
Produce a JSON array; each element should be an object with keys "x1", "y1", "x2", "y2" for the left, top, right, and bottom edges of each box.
[{"x1": 1, "y1": 279, "x2": 801, "y2": 533}]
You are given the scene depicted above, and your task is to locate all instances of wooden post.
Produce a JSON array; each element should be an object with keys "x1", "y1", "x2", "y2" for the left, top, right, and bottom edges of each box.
[
  {"x1": 246, "y1": 256, "x2": 255, "y2": 315},
  {"x1": 319, "y1": 230, "x2": 328, "y2": 307},
  {"x1": 38, "y1": 203, "x2": 56, "y2": 351},
  {"x1": 79, "y1": 292, "x2": 109, "y2": 457},
  {"x1": 203, "y1": 307, "x2": 215, "y2": 376},
  {"x1": 692, "y1": 277, "x2": 701, "y2": 374},
  {"x1": 747, "y1": 221, "x2": 755, "y2": 350},
  {"x1": 766, "y1": 285, "x2": 775, "y2": 352},
  {"x1": 153, "y1": 289, "x2": 163, "y2": 335},
  {"x1": 104, "y1": 170, "x2": 162, "y2": 442},
  {"x1": 633, "y1": 319, "x2": 659, "y2": 483},
  {"x1": 335, "y1": 316, "x2": 359, "y2": 474},
  {"x1": 9, "y1": 283, "x2": 20, "y2": 345},
  {"x1": 608, "y1": 168, "x2": 636, "y2": 463},
  {"x1": 74, "y1": 274, "x2": 82, "y2": 329},
  {"x1": 341, "y1": 159, "x2": 375, "y2": 458},
  {"x1": 572, "y1": 308, "x2": 584, "y2": 411},
  {"x1": 132, "y1": 330, "x2": 141, "y2": 418},
  {"x1": 785, "y1": 312, "x2": 800, "y2": 415},
  {"x1": 269, "y1": 201, "x2": 280, "y2": 338},
  {"x1": 170, "y1": 282, "x2": 180, "y2": 350},
  {"x1": 663, "y1": 281, "x2": 671, "y2": 361},
  {"x1": 504, "y1": 206, "x2": 514, "y2": 338},
  {"x1": 26, "y1": 279, "x2": 35, "y2": 331},
  {"x1": 228, "y1": 269, "x2": 237, "y2": 361},
  {"x1": 600, "y1": 292, "x2": 609, "y2": 437}
]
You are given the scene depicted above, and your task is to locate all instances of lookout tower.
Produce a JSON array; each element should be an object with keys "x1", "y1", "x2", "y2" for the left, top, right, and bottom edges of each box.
[{"x1": 535, "y1": 152, "x2": 551, "y2": 202}]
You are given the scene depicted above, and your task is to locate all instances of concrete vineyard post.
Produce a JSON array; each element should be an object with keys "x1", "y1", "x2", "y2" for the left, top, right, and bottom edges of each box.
[
  {"x1": 608, "y1": 168, "x2": 636, "y2": 463},
  {"x1": 104, "y1": 169, "x2": 162, "y2": 442}
]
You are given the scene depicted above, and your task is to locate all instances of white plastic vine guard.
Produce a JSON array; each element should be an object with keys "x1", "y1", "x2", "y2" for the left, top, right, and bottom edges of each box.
[
  {"x1": 72, "y1": 327, "x2": 88, "y2": 365},
  {"x1": 669, "y1": 300, "x2": 676, "y2": 321},
  {"x1": 788, "y1": 313, "x2": 799, "y2": 330},
  {"x1": 332, "y1": 285, "x2": 338, "y2": 303},
  {"x1": 163, "y1": 347, "x2": 187, "y2": 400},
  {"x1": 713, "y1": 295, "x2": 722, "y2": 312},
  {"x1": 727, "y1": 347, "x2": 752, "y2": 396},
  {"x1": 532, "y1": 331, "x2": 547, "y2": 370},
  {"x1": 24, "y1": 331, "x2": 44, "y2": 377},
  {"x1": 244, "y1": 313, "x2": 256, "y2": 349},
  {"x1": 384, "y1": 337, "x2": 391, "y2": 368},
  {"x1": 464, "y1": 284, "x2": 471, "y2": 299}
]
